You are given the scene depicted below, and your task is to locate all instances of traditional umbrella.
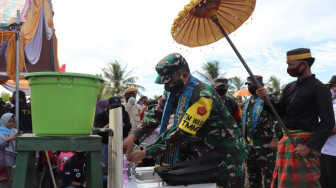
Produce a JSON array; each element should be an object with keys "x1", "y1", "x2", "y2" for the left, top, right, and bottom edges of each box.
[
  {"x1": 171, "y1": 0, "x2": 297, "y2": 147},
  {"x1": 233, "y1": 89, "x2": 251, "y2": 98}
]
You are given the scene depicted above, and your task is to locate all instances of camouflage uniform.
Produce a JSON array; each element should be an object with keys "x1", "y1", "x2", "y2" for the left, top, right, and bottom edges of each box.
[
  {"x1": 213, "y1": 78, "x2": 241, "y2": 124},
  {"x1": 132, "y1": 53, "x2": 248, "y2": 187},
  {"x1": 242, "y1": 76, "x2": 282, "y2": 188},
  {"x1": 221, "y1": 95, "x2": 238, "y2": 116}
]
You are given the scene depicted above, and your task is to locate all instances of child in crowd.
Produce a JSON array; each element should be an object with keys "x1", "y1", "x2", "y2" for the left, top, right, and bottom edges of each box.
[{"x1": 0, "y1": 113, "x2": 17, "y2": 188}]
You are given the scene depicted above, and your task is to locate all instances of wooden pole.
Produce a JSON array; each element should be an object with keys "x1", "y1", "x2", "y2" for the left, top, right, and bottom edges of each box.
[{"x1": 45, "y1": 151, "x2": 57, "y2": 188}]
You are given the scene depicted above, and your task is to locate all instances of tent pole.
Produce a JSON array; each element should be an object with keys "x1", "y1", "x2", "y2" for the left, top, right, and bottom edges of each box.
[{"x1": 15, "y1": 10, "x2": 20, "y2": 132}]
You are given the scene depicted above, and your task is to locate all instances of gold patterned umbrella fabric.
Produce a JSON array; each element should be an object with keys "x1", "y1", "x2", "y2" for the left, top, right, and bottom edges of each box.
[{"x1": 171, "y1": 0, "x2": 256, "y2": 47}]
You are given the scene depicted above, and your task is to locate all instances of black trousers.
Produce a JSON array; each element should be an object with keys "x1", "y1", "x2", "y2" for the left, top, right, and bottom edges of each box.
[{"x1": 320, "y1": 153, "x2": 336, "y2": 188}]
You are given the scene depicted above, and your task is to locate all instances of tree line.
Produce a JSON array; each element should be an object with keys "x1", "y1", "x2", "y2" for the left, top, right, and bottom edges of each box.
[
  {"x1": 98, "y1": 60, "x2": 287, "y2": 100},
  {"x1": 194, "y1": 61, "x2": 286, "y2": 97}
]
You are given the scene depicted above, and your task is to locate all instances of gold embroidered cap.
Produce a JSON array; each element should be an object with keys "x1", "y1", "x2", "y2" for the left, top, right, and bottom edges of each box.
[{"x1": 287, "y1": 48, "x2": 315, "y2": 61}]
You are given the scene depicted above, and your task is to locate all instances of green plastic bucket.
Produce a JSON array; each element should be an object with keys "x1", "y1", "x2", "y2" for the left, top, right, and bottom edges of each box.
[{"x1": 25, "y1": 72, "x2": 104, "y2": 136}]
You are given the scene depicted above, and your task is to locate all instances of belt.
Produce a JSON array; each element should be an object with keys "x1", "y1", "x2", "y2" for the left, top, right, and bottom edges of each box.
[{"x1": 283, "y1": 129, "x2": 313, "y2": 137}]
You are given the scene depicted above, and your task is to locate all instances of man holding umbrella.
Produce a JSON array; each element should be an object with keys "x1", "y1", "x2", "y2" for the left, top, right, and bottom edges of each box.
[
  {"x1": 256, "y1": 48, "x2": 334, "y2": 187},
  {"x1": 124, "y1": 53, "x2": 248, "y2": 187}
]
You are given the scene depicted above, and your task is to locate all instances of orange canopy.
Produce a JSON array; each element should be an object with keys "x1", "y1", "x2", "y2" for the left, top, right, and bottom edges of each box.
[{"x1": 233, "y1": 89, "x2": 251, "y2": 97}]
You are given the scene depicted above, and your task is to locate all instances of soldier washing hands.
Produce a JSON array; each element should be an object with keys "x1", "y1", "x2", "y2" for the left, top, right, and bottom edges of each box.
[{"x1": 123, "y1": 53, "x2": 248, "y2": 187}]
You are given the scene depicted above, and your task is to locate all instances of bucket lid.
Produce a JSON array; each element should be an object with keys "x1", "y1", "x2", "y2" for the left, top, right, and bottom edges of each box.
[{"x1": 24, "y1": 72, "x2": 104, "y2": 82}]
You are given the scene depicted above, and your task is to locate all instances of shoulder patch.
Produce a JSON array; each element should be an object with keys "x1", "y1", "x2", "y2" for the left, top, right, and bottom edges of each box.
[{"x1": 179, "y1": 97, "x2": 212, "y2": 135}]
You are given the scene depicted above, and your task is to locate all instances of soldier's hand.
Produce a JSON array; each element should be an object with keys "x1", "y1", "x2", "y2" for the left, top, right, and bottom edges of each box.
[
  {"x1": 256, "y1": 87, "x2": 267, "y2": 100},
  {"x1": 294, "y1": 144, "x2": 311, "y2": 158},
  {"x1": 269, "y1": 138, "x2": 278, "y2": 151},
  {"x1": 127, "y1": 150, "x2": 146, "y2": 162},
  {"x1": 123, "y1": 134, "x2": 137, "y2": 156}
]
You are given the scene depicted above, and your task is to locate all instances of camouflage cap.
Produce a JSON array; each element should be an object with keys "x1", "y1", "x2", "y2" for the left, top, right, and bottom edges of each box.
[
  {"x1": 213, "y1": 78, "x2": 228, "y2": 87},
  {"x1": 245, "y1": 75, "x2": 263, "y2": 85},
  {"x1": 154, "y1": 53, "x2": 188, "y2": 84}
]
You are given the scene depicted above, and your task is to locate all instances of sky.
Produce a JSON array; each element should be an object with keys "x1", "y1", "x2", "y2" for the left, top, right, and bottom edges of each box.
[{"x1": 5, "y1": 0, "x2": 335, "y2": 98}]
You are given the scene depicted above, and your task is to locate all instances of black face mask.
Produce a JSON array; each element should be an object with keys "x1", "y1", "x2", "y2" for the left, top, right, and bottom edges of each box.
[
  {"x1": 248, "y1": 85, "x2": 258, "y2": 95},
  {"x1": 287, "y1": 62, "x2": 306, "y2": 77},
  {"x1": 164, "y1": 79, "x2": 185, "y2": 93},
  {"x1": 215, "y1": 88, "x2": 227, "y2": 96}
]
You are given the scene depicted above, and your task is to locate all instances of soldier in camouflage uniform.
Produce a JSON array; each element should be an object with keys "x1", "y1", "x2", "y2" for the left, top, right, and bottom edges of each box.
[
  {"x1": 212, "y1": 78, "x2": 241, "y2": 123},
  {"x1": 242, "y1": 76, "x2": 282, "y2": 188},
  {"x1": 124, "y1": 53, "x2": 248, "y2": 187}
]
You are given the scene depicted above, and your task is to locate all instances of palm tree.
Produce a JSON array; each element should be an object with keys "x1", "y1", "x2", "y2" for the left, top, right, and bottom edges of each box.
[
  {"x1": 266, "y1": 76, "x2": 281, "y2": 97},
  {"x1": 97, "y1": 82, "x2": 108, "y2": 100},
  {"x1": 194, "y1": 61, "x2": 224, "y2": 84},
  {"x1": 102, "y1": 61, "x2": 144, "y2": 98},
  {"x1": 279, "y1": 83, "x2": 287, "y2": 98},
  {"x1": 228, "y1": 76, "x2": 246, "y2": 94}
]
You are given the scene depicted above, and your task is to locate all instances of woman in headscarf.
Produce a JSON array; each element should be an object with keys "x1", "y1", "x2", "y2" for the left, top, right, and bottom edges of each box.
[
  {"x1": 0, "y1": 113, "x2": 17, "y2": 188},
  {"x1": 94, "y1": 96, "x2": 131, "y2": 169},
  {"x1": 94, "y1": 99, "x2": 109, "y2": 128},
  {"x1": 95, "y1": 99, "x2": 109, "y2": 116}
]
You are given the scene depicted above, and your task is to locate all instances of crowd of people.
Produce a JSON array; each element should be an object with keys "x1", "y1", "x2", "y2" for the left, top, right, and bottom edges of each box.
[
  {"x1": 0, "y1": 48, "x2": 335, "y2": 188},
  {"x1": 123, "y1": 49, "x2": 336, "y2": 188},
  {"x1": 0, "y1": 86, "x2": 159, "y2": 187}
]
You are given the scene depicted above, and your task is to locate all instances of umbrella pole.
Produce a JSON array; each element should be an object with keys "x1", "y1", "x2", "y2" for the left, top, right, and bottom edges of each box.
[{"x1": 211, "y1": 16, "x2": 297, "y2": 147}]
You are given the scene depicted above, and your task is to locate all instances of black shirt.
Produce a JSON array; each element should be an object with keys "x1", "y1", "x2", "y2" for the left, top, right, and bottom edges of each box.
[
  {"x1": 10, "y1": 102, "x2": 32, "y2": 133},
  {"x1": 270, "y1": 75, "x2": 335, "y2": 151},
  {"x1": 94, "y1": 106, "x2": 131, "y2": 144},
  {"x1": 63, "y1": 156, "x2": 86, "y2": 186}
]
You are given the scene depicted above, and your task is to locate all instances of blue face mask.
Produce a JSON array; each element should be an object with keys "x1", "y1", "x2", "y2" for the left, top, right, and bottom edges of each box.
[{"x1": 331, "y1": 89, "x2": 335, "y2": 99}]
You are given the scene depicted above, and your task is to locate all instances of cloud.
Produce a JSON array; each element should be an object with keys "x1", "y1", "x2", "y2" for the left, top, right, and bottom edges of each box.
[{"x1": 49, "y1": 0, "x2": 336, "y2": 98}]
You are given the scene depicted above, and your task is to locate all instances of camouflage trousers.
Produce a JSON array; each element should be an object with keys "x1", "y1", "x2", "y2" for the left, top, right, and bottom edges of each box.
[
  {"x1": 216, "y1": 147, "x2": 247, "y2": 187},
  {"x1": 246, "y1": 147, "x2": 276, "y2": 188},
  {"x1": 215, "y1": 136, "x2": 248, "y2": 187},
  {"x1": 217, "y1": 161, "x2": 244, "y2": 188}
]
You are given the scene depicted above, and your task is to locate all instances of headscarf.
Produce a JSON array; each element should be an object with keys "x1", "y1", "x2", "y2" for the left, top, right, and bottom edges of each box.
[
  {"x1": 95, "y1": 99, "x2": 108, "y2": 116},
  {"x1": 0, "y1": 113, "x2": 16, "y2": 135},
  {"x1": 0, "y1": 113, "x2": 17, "y2": 152}
]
